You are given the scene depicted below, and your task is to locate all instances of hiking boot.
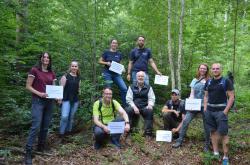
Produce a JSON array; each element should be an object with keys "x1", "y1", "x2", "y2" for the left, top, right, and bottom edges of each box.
[
  {"x1": 24, "y1": 149, "x2": 32, "y2": 165},
  {"x1": 111, "y1": 139, "x2": 121, "y2": 149},
  {"x1": 94, "y1": 142, "x2": 102, "y2": 150},
  {"x1": 222, "y1": 158, "x2": 229, "y2": 165},
  {"x1": 172, "y1": 141, "x2": 182, "y2": 148},
  {"x1": 37, "y1": 144, "x2": 51, "y2": 153},
  {"x1": 57, "y1": 134, "x2": 64, "y2": 144}
]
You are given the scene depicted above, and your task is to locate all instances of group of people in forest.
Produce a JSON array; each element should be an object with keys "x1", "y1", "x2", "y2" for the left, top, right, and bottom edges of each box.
[{"x1": 24, "y1": 36, "x2": 234, "y2": 165}]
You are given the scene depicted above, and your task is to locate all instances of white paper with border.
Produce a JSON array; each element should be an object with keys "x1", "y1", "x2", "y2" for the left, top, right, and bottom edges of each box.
[
  {"x1": 156, "y1": 130, "x2": 172, "y2": 142},
  {"x1": 185, "y1": 98, "x2": 202, "y2": 111},
  {"x1": 108, "y1": 121, "x2": 125, "y2": 134},
  {"x1": 46, "y1": 85, "x2": 63, "y2": 99},
  {"x1": 154, "y1": 75, "x2": 169, "y2": 86},
  {"x1": 109, "y1": 61, "x2": 124, "y2": 75}
]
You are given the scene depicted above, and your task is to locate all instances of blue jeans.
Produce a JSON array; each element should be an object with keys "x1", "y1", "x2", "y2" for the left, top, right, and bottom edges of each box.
[
  {"x1": 131, "y1": 71, "x2": 149, "y2": 85},
  {"x1": 93, "y1": 118, "x2": 124, "y2": 145},
  {"x1": 177, "y1": 109, "x2": 210, "y2": 146},
  {"x1": 59, "y1": 101, "x2": 79, "y2": 135},
  {"x1": 103, "y1": 70, "x2": 127, "y2": 107},
  {"x1": 26, "y1": 97, "x2": 54, "y2": 150}
]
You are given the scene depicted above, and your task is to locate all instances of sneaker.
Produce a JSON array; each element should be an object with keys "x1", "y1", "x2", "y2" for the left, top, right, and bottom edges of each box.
[
  {"x1": 172, "y1": 141, "x2": 182, "y2": 148},
  {"x1": 222, "y1": 158, "x2": 229, "y2": 165},
  {"x1": 203, "y1": 144, "x2": 210, "y2": 152},
  {"x1": 94, "y1": 142, "x2": 102, "y2": 150},
  {"x1": 111, "y1": 139, "x2": 121, "y2": 149}
]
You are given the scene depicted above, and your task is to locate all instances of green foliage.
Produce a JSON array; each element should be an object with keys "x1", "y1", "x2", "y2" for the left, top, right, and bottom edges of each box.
[
  {"x1": 57, "y1": 143, "x2": 80, "y2": 156},
  {"x1": 131, "y1": 132, "x2": 145, "y2": 145},
  {"x1": 201, "y1": 152, "x2": 220, "y2": 165},
  {"x1": 0, "y1": 149, "x2": 11, "y2": 159},
  {"x1": 0, "y1": 0, "x2": 249, "y2": 143}
]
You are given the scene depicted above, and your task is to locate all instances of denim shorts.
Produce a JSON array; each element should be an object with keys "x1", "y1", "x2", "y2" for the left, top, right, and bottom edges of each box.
[{"x1": 205, "y1": 110, "x2": 228, "y2": 135}]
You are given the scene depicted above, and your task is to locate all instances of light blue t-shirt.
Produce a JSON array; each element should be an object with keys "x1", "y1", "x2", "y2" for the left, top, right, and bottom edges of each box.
[{"x1": 190, "y1": 78, "x2": 206, "y2": 106}]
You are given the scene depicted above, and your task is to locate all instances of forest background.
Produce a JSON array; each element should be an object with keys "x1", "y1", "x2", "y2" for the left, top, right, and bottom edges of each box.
[{"x1": 0, "y1": 0, "x2": 249, "y2": 164}]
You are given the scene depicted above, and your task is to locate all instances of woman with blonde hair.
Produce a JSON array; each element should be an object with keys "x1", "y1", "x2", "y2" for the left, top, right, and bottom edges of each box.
[{"x1": 59, "y1": 61, "x2": 81, "y2": 140}]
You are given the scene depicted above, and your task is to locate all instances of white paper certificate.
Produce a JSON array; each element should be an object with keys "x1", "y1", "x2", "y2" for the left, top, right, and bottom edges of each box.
[
  {"x1": 156, "y1": 130, "x2": 172, "y2": 142},
  {"x1": 185, "y1": 98, "x2": 202, "y2": 111},
  {"x1": 108, "y1": 121, "x2": 125, "y2": 134},
  {"x1": 46, "y1": 85, "x2": 63, "y2": 99},
  {"x1": 109, "y1": 61, "x2": 124, "y2": 75},
  {"x1": 154, "y1": 75, "x2": 169, "y2": 86}
]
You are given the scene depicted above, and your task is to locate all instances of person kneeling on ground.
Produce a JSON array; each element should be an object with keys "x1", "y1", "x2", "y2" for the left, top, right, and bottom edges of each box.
[
  {"x1": 93, "y1": 87, "x2": 130, "y2": 150},
  {"x1": 126, "y1": 71, "x2": 155, "y2": 137},
  {"x1": 162, "y1": 89, "x2": 186, "y2": 139}
]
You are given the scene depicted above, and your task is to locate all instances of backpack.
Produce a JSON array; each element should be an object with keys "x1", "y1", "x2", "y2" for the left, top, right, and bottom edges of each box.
[
  {"x1": 207, "y1": 77, "x2": 227, "y2": 92},
  {"x1": 98, "y1": 98, "x2": 116, "y2": 124}
]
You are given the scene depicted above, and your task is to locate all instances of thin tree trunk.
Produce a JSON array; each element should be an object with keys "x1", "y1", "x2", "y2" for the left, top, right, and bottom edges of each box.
[
  {"x1": 16, "y1": 0, "x2": 28, "y2": 49},
  {"x1": 91, "y1": 0, "x2": 97, "y2": 102},
  {"x1": 232, "y1": 0, "x2": 238, "y2": 77},
  {"x1": 168, "y1": 0, "x2": 175, "y2": 89},
  {"x1": 177, "y1": 0, "x2": 185, "y2": 94}
]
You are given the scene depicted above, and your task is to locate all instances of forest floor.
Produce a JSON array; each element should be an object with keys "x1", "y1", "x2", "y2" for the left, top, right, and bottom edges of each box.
[{"x1": 0, "y1": 108, "x2": 249, "y2": 165}]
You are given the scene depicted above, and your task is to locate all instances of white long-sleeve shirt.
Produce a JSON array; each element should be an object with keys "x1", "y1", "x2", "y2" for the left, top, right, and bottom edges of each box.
[{"x1": 126, "y1": 85, "x2": 155, "y2": 108}]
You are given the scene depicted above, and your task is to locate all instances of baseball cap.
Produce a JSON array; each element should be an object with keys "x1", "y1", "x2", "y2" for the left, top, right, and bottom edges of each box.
[{"x1": 171, "y1": 89, "x2": 180, "y2": 95}]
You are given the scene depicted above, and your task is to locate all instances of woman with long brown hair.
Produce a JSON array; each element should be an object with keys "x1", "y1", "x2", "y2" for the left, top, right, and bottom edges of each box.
[
  {"x1": 173, "y1": 63, "x2": 211, "y2": 151},
  {"x1": 25, "y1": 52, "x2": 56, "y2": 164}
]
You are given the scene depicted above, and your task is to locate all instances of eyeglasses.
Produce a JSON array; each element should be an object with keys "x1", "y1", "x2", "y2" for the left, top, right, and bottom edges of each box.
[
  {"x1": 104, "y1": 93, "x2": 112, "y2": 95},
  {"x1": 212, "y1": 68, "x2": 220, "y2": 70}
]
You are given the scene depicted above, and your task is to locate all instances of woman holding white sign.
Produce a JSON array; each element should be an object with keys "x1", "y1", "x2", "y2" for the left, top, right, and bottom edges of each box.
[
  {"x1": 24, "y1": 52, "x2": 56, "y2": 164},
  {"x1": 173, "y1": 63, "x2": 211, "y2": 152},
  {"x1": 98, "y1": 39, "x2": 127, "y2": 107},
  {"x1": 59, "y1": 61, "x2": 81, "y2": 141}
]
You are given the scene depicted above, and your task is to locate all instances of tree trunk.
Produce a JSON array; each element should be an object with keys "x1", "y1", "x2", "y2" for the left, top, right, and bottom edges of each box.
[
  {"x1": 92, "y1": 0, "x2": 97, "y2": 97},
  {"x1": 176, "y1": 0, "x2": 185, "y2": 94},
  {"x1": 168, "y1": 0, "x2": 175, "y2": 89},
  {"x1": 16, "y1": 0, "x2": 28, "y2": 50},
  {"x1": 232, "y1": 0, "x2": 238, "y2": 77}
]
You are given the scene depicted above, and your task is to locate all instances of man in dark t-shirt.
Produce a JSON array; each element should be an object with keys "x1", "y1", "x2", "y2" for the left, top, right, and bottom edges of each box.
[
  {"x1": 204, "y1": 63, "x2": 234, "y2": 165},
  {"x1": 127, "y1": 36, "x2": 161, "y2": 85},
  {"x1": 162, "y1": 89, "x2": 186, "y2": 138}
]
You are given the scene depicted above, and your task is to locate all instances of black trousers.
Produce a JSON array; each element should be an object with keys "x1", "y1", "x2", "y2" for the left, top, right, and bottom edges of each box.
[{"x1": 125, "y1": 106, "x2": 153, "y2": 135}]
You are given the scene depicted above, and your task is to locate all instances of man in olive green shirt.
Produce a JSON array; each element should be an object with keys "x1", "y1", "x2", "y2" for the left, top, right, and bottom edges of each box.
[{"x1": 93, "y1": 87, "x2": 130, "y2": 149}]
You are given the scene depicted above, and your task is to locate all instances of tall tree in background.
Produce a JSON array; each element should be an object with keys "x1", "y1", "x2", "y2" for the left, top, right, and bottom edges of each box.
[
  {"x1": 232, "y1": 0, "x2": 239, "y2": 76},
  {"x1": 168, "y1": 0, "x2": 175, "y2": 89},
  {"x1": 176, "y1": 0, "x2": 185, "y2": 92},
  {"x1": 16, "y1": 0, "x2": 28, "y2": 50}
]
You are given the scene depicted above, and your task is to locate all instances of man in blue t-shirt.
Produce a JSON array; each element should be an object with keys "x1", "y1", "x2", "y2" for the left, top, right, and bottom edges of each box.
[
  {"x1": 127, "y1": 36, "x2": 161, "y2": 85},
  {"x1": 204, "y1": 63, "x2": 234, "y2": 165}
]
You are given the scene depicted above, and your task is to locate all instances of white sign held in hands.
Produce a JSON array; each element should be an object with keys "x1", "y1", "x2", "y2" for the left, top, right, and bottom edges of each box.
[
  {"x1": 154, "y1": 75, "x2": 169, "y2": 86},
  {"x1": 185, "y1": 98, "x2": 202, "y2": 111},
  {"x1": 108, "y1": 121, "x2": 125, "y2": 134},
  {"x1": 109, "y1": 61, "x2": 124, "y2": 75},
  {"x1": 46, "y1": 85, "x2": 63, "y2": 99}
]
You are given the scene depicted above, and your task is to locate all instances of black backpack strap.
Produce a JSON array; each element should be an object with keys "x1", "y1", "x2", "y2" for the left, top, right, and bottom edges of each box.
[
  {"x1": 98, "y1": 98, "x2": 104, "y2": 124},
  {"x1": 98, "y1": 99, "x2": 116, "y2": 124},
  {"x1": 111, "y1": 100, "x2": 116, "y2": 119},
  {"x1": 194, "y1": 77, "x2": 205, "y2": 85}
]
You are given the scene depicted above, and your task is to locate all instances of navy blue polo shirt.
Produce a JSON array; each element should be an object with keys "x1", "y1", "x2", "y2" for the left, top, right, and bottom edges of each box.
[
  {"x1": 102, "y1": 50, "x2": 122, "y2": 71},
  {"x1": 129, "y1": 48, "x2": 152, "y2": 73}
]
